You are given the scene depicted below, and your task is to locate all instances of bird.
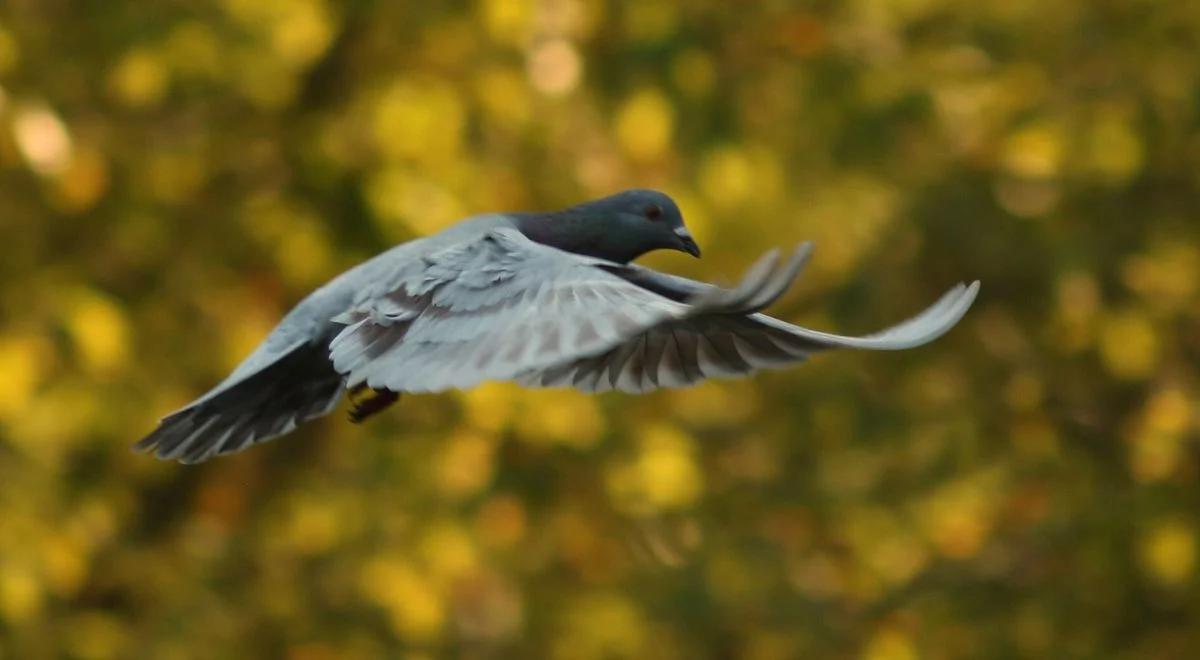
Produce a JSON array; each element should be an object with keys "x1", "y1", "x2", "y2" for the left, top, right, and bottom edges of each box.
[{"x1": 135, "y1": 189, "x2": 979, "y2": 464}]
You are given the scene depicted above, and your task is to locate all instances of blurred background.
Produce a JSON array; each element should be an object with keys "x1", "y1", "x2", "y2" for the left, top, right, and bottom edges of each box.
[{"x1": 1, "y1": 0, "x2": 1198, "y2": 658}]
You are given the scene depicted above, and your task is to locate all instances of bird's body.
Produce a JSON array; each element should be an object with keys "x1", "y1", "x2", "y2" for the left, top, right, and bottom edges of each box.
[{"x1": 137, "y1": 190, "x2": 978, "y2": 463}]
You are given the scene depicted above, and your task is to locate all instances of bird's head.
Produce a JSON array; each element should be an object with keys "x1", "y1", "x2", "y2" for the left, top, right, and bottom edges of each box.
[{"x1": 518, "y1": 189, "x2": 701, "y2": 263}]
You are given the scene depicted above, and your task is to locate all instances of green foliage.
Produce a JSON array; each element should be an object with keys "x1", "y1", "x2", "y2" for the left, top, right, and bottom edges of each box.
[{"x1": 1, "y1": 0, "x2": 1198, "y2": 657}]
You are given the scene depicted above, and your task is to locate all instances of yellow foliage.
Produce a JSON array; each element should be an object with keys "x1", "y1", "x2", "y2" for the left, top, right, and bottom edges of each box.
[
  {"x1": 0, "y1": 562, "x2": 43, "y2": 623},
  {"x1": 1098, "y1": 310, "x2": 1160, "y2": 380},
  {"x1": 107, "y1": 48, "x2": 169, "y2": 108},
  {"x1": 360, "y1": 557, "x2": 445, "y2": 641},
  {"x1": 553, "y1": 592, "x2": 646, "y2": 660},
  {"x1": 436, "y1": 430, "x2": 497, "y2": 498},
  {"x1": 0, "y1": 333, "x2": 51, "y2": 421},
  {"x1": 1082, "y1": 110, "x2": 1144, "y2": 184},
  {"x1": 615, "y1": 89, "x2": 675, "y2": 161},
  {"x1": 863, "y1": 626, "x2": 918, "y2": 660},
  {"x1": 481, "y1": 0, "x2": 532, "y2": 46},
  {"x1": 270, "y1": 0, "x2": 334, "y2": 68},
  {"x1": 1002, "y1": 120, "x2": 1065, "y2": 178},
  {"x1": 607, "y1": 424, "x2": 703, "y2": 515},
  {"x1": 420, "y1": 521, "x2": 479, "y2": 584},
  {"x1": 514, "y1": 388, "x2": 604, "y2": 448},
  {"x1": 3, "y1": 2, "x2": 1199, "y2": 656},
  {"x1": 1139, "y1": 519, "x2": 1196, "y2": 587},
  {"x1": 373, "y1": 79, "x2": 466, "y2": 164},
  {"x1": 64, "y1": 290, "x2": 131, "y2": 378}
]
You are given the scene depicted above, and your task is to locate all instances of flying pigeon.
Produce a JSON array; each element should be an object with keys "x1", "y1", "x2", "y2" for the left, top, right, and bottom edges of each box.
[{"x1": 136, "y1": 189, "x2": 979, "y2": 463}]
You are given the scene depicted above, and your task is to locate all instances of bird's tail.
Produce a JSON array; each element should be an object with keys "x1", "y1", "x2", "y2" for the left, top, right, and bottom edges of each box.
[{"x1": 134, "y1": 339, "x2": 346, "y2": 463}]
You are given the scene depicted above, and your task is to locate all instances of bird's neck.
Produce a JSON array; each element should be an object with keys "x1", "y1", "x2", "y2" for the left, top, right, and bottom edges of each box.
[{"x1": 513, "y1": 212, "x2": 635, "y2": 263}]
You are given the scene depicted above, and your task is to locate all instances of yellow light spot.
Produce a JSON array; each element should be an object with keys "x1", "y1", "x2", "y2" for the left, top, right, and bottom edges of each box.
[
  {"x1": 608, "y1": 425, "x2": 703, "y2": 514},
  {"x1": 1098, "y1": 310, "x2": 1160, "y2": 380},
  {"x1": 107, "y1": 48, "x2": 169, "y2": 108},
  {"x1": 669, "y1": 381, "x2": 760, "y2": 427},
  {"x1": 863, "y1": 626, "x2": 918, "y2": 660},
  {"x1": 1129, "y1": 428, "x2": 1182, "y2": 483},
  {"x1": 278, "y1": 225, "x2": 332, "y2": 288},
  {"x1": 514, "y1": 389, "x2": 604, "y2": 448},
  {"x1": 482, "y1": 0, "x2": 531, "y2": 45},
  {"x1": 64, "y1": 290, "x2": 131, "y2": 378},
  {"x1": 360, "y1": 558, "x2": 444, "y2": 641},
  {"x1": 0, "y1": 562, "x2": 43, "y2": 623},
  {"x1": 373, "y1": 79, "x2": 465, "y2": 163},
  {"x1": 918, "y1": 472, "x2": 1001, "y2": 559},
  {"x1": 364, "y1": 169, "x2": 464, "y2": 239},
  {"x1": 6, "y1": 383, "x2": 97, "y2": 458},
  {"x1": 1139, "y1": 519, "x2": 1196, "y2": 587},
  {"x1": 54, "y1": 145, "x2": 110, "y2": 213},
  {"x1": 1145, "y1": 387, "x2": 1192, "y2": 435},
  {"x1": 420, "y1": 521, "x2": 478, "y2": 584},
  {"x1": 436, "y1": 430, "x2": 496, "y2": 499},
  {"x1": 271, "y1": 0, "x2": 334, "y2": 67},
  {"x1": 12, "y1": 103, "x2": 73, "y2": 176},
  {"x1": 1121, "y1": 242, "x2": 1199, "y2": 312},
  {"x1": 476, "y1": 66, "x2": 532, "y2": 126},
  {"x1": 461, "y1": 382, "x2": 519, "y2": 433},
  {"x1": 553, "y1": 592, "x2": 646, "y2": 660},
  {"x1": 698, "y1": 146, "x2": 753, "y2": 207},
  {"x1": 1083, "y1": 110, "x2": 1144, "y2": 184},
  {"x1": 0, "y1": 333, "x2": 51, "y2": 421},
  {"x1": 41, "y1": 533, "x2": 87, "y2": 597},
  {"x1": 164, "y1": 22, "x2": 222, "y2": 80},
  {"x1": 614, "y1": 89, "x2": 674, "y2": 161},
  {"x1": 1002, "y1": 120, "x2": 1064, "y2": 178},
  {"x1": 527, "y1": 39, "x2": 582, "y2": 96},
  {"x1": 283, "y1": 497, "x2": 342, "y2": 555},
  {"x1": 1129, "y1": 387, "x2": 1190, "y2": 482}
]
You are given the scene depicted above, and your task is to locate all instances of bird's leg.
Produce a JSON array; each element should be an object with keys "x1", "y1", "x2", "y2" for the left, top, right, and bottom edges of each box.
[{"x1": 347, "y1": 383, "x2": 400, "y2": 423}]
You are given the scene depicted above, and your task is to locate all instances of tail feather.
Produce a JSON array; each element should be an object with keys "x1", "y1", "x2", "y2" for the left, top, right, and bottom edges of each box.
[{"x1": 135, "y1": 338, "x2": 346, "y2": 464}]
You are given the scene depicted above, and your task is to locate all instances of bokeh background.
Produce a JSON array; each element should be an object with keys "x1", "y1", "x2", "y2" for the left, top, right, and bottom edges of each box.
[{"x1": 1, "y1": 0, "x2": 1199, "y2": 657}]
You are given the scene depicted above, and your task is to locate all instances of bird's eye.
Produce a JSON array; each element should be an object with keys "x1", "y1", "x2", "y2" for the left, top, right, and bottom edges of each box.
[{"x1": 644, "y1": 204, "x2": 664, "y2": 220}]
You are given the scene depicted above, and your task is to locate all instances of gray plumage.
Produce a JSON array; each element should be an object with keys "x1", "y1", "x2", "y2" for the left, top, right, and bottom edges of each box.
[{"x1": 136, "y1": 189, "x2": 979, "y2": 463}]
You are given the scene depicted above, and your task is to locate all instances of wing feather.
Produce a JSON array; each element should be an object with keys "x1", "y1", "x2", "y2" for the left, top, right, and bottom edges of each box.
[{"x1": 518, "y1": 281, "x2": 979, "y2": 393}]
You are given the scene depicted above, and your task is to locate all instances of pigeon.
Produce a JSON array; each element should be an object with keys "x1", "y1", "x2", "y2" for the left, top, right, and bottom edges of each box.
[{"x1": 136, "y1": 189, "x2": 979, "y2": 463}]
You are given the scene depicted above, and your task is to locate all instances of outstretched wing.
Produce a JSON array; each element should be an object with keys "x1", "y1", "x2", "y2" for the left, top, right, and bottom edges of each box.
[
  {"x1": 134, "y1": 332, "x2": 346, "y2": 463},
  {"x1": 328, "y1": 227, "x2": 700, "y2": 393},
  {"x1": 518, "y1": 269, "x2": 979, "y2": 394}
]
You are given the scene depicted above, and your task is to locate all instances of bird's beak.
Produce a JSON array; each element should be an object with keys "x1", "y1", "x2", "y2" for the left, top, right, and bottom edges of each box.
[{"x1": 673, "y1": 226, "x2": 702, "y2": 258}]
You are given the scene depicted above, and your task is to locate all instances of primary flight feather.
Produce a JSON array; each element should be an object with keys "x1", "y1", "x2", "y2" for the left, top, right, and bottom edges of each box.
[{"x1": 136, "y1": 189, "x2": 979, "y2": 463}]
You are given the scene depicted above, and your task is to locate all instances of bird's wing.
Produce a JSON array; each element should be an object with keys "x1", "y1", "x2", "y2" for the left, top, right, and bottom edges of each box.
[
  {"x1": 517, "y1": 270, "x2": 979, "y2": 394},
  {"x1": 134, "y1": 331, "x2": 346, "y2": 463},
  {"x1": 330, "y1": 227, "x2": 976, "y2": 394},
  {"x1": 328, "y1": 227, "x2": 701, "y2": 393}
]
